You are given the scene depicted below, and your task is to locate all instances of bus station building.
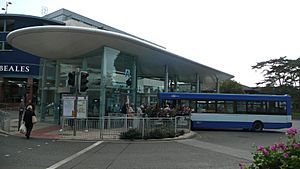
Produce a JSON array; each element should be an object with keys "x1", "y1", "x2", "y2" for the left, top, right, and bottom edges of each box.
[{"x1": 2, "y1": 8, "x2": 233, "y2": 123}]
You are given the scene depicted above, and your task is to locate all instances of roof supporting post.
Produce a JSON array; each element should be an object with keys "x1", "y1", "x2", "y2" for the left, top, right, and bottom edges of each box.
[
  {"x1": 164, "y1": 65, "x2": 169, "y2": 92},
  {"x1": 196, "y1": 74, "x2": 201, "y2": 93},
  {"x1": 216, "y1": 76, "x2": 220, "y2": 93},
  {"x1": 132, "y1": 57, "x2": 137, "y2": 111},
  {"x1": 39, "y1": 59, "x2": 47, "y2": 122},
  {"x1": 174, "y1": 76, "x2": 178, "y2": 92},
  {"x1": 53, "y1": 60, "x2": 60, "y2": 124}
]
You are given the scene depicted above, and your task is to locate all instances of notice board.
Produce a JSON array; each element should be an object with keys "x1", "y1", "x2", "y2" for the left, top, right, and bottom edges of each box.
[{"x1": 62, "y1": 95, "x2": 88, "y2": 118}]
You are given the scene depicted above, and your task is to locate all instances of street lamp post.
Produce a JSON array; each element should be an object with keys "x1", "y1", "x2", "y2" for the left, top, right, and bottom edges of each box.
[{"x1": 2, "y1": 1, "x2": 12, "y2": 14}]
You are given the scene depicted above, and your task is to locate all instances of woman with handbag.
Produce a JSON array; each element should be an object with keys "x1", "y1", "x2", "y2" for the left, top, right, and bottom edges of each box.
[{"x1": 23, "y1": 105, "x2": 36, "y2": 139}]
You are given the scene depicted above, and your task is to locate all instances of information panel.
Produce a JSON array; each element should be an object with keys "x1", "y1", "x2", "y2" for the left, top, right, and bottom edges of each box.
[
  {"x1": 77, "y1": 96, "x2": 88, "y2": 118},
  {"x1": 62, "y1": 95, "x2": 88, "y2": 118},
  {"x1": 62, "y1": 95, "x2": 75, "y2": 117}
]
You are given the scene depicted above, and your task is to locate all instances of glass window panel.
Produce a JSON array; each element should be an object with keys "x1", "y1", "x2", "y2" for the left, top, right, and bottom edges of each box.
[
  {"x1": 225, "y1": 101, "x2": 234, "y2": 113},
  {"x1": 113, "y1": 53, "x2": 134, "y2": 88},
  {"x1": 207, "y1": 100, "x2": 216, "y2": 113},
  {"x1": 103, "y1": 47, "x2": 136, "y2": 116},
  {"x1": 197, "y1": 100, "x2": 207, "y2": 113},
  {"x1": 267, "y1": 101, "x2": 287, "y2": 115},
  {"x1": 0, "y1": 19, "x2": 4, "y2": 32},
  {"x1": 267, "y1": 101, "x2": 277, "y2": 114},
  {"x1": 217, "y1": 101, "x2": 234, "y2": 114},
  {"x1": 6, "y1": 19, "x2": 14, "y2": 32},
  {"x1": 236, "y1": 101, "x2": 247, "y2": 113},
  {"x1": 217, "y1": 101, "x2": 225, "y2": 112},
  {"x1": 0, "y1": 41, "x2": 3, "y2": 50},
  {"x1": 176, "y1": 100, "x2": 194, "y2": 115},
  {"x1": 278, "y1": 101, "x2": 287, "y2": 114},
  {"x1": 4, "y1": 42, "x2": 12, "y2": 50},
  {"x1": 247, "y1": 101, "x2": 266, "y2": 114},
  {"x1": 85, "y1": 53, "x2": 102, "y2": 91}
]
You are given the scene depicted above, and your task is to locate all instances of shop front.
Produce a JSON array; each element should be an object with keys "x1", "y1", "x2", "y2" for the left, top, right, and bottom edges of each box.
[{"x1": 0, "y1": 14, "x2": 63, "y2": 111}]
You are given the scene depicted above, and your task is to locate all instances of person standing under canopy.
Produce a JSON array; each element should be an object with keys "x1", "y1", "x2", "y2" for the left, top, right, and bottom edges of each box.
[{"x1": 23, "y1": 105, "x2": 36, "y2": 139}]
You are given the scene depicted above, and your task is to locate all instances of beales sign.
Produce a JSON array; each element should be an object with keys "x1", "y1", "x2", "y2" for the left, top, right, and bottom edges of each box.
[
  {"x1": 0, "y1": 64, "x2": 30, "y2": 72},
  {"x1": 0, "y1": 64, "x2": 39, "y2": 76}
]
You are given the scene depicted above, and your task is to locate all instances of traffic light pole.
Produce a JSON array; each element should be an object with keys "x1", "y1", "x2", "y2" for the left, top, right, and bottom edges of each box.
[{"x1": 73, "y1": 68, "x2": 80, "y2": 136}]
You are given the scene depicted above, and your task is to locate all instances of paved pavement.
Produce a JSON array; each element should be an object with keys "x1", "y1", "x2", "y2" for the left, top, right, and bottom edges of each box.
[
  {"x1": 0, "y1": 119, "x2": 63, "y2": 139},
  {"x1": 0, "y1": 111, "x2": 194, "y2": 140},
  {"x1": 0, "y1": 110, "x2": 64, "y2": 139},
  {"x1": 14, "y1": 122, "x2": 63, "y2": 139},
  {"x1": 1, "y1": 121, "x2": 196, "y2": 140}
]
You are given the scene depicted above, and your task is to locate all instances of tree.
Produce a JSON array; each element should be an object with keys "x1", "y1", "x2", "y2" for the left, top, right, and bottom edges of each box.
[
  {"x1": 252, "y1": 56, "x2": 300, "y2": 87},
  {"x1": 286, "y1": 57, "x2": 300, "y2": 87},
  {"x1": 220, "y1": 80, "x2": 245, "y2": 94},
  {"x1": 252, "y1": 56, "x2": 300, "y2": 112}
]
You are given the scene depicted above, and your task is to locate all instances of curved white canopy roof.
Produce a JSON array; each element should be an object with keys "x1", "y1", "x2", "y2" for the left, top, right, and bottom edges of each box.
[{"x1": 7, "y1": 26, "x2": 233, "y2": 83}]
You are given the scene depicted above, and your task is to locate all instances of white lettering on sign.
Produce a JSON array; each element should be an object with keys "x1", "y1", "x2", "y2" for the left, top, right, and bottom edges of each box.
[{"x1": 0, "y1": 65, "x2": 30, "y2": 73}]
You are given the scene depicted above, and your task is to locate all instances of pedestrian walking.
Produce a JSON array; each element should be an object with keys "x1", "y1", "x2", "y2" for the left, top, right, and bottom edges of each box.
[{"x1": 23, "y1": 105, "x2": 36, "y2": 139}]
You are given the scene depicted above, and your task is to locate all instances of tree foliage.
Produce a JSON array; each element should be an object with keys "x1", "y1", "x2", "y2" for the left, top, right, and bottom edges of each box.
[
  {"x1": 252, "y1": 56, "x2": 300, "y2": 112},
  {"x1": 252, "y1": 56, "x2": 300, "y2": 87},
  {"x1": 220, "y1": 80, "x2": 245, "y2": 94}
]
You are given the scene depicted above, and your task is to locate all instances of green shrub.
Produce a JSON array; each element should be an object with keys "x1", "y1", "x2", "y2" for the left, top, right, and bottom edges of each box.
[
  {"x1": 120, "y1": 128, "x2": 142, "y2": 140},
  {"x1": 145, "y1": 127, "x2": 175, "y2": 139},
  {"x1": 120, "y1": 126, "x2": 176, "y2": 140}
]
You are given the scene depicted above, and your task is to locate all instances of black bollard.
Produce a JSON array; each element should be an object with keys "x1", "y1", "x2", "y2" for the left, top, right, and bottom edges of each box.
[{"x1": 18, "y1": 107, "x2": 24, "y2": 131}]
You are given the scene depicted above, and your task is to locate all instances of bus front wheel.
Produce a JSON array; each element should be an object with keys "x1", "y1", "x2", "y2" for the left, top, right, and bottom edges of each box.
[{"x1": 251, "y1": 121, "x2": 263, "y2": 132}]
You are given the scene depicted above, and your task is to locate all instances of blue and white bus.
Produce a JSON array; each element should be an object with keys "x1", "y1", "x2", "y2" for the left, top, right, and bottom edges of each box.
[{"x1": 159, "y1": 92, "x2": 292, "y2": 131}]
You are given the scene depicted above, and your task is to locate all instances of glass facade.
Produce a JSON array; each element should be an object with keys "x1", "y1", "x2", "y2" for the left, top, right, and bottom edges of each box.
[
  {"x1": 37, "y1": 47, "x2": 137, "y2": 122},
  {"x1": 0, "y1": 18, "x2": 14, "y2": 32},
  {"x1": 38, "y1": 45, "x2": 175, "y2": 123},
  {"x1": 102, "y1": 47, "x2": 136, "y2": 116},
  {"x1": 0, "y1": 18, "x2": 14, "y2": 51}
]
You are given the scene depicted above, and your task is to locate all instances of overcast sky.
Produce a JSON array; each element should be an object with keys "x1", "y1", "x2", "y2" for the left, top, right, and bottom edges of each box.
[{"x1": 4, "y1": 0, "x2": 300, "y2": 86}]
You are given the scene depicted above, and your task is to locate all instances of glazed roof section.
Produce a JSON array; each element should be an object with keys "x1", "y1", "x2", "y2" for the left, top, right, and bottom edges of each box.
[
  {"x1": 7, "y1": 26, "x2": 233, "y2": 83},
  {"x1": 43, "y1": 8, "x2": 164, "y2": 49},
  {"x1": 0, "y1": 13, "x2": 65, "y2": 25}
]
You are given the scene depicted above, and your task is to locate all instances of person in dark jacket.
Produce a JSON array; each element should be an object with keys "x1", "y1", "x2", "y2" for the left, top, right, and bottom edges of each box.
[{"x1": 23, "y1": 105, "x2": 35, "y2": 139}]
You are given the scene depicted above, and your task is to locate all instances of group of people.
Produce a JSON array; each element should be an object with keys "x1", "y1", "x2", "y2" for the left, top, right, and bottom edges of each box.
[
  {"x1": 120, "y1": 102, "x2": 193, "y2": 117},
  {"x1": 163, "y1": 103, "x2": 193, "y2": 116},
  {"x1": 121, "y1": 102, "x2": 145, "y2": 117}
]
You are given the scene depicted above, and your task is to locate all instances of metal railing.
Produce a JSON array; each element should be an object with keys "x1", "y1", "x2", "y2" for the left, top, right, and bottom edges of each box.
[
  {"x1": 0, "y1": 110, "x2": 10, "y2": 132},
  {"x1": 60, "y1": 116, "x2": 190, "y2": 140},
  {"x1": 0, "y1": 103, "x2": 20, "y2": 112}
]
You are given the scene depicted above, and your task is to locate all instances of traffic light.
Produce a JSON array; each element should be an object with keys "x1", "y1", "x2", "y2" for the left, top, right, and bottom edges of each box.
[
  {"x1": 126, "y1": 77, "x2": 132, "y2": 86},
  {"x1": 79, "y1": 71, "x2": 89, "y2": 93},
  {"x1": 68, "y1": 71, "x2": 75, "y2": 86}
]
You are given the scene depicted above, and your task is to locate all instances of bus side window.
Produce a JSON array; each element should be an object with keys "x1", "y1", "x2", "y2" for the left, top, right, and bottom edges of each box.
[
  {"x1": 216, "y1": 101, "x2": 234, "y2": 114},
  {"x1": 267, "y1": 101, "x2": 276, "y2": 114},
  {"x1": 197, "y1": 100, "x2": 207, "y2": 113},
  {"x1": 249, "y1": 101, "x2": 266, "y2": 114},
  {"x1": 207, "y1": 101, "x2": 216, "y2": 113},
  {"x1": 267, "y1": 101, "x2": 287, "y2": 115},
  {"x1": 236, "y1": 101, "x2": 247, "y2": 114},
  {"x1": 278, "y1": 101, "x2": 287, "y2": 115}
]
